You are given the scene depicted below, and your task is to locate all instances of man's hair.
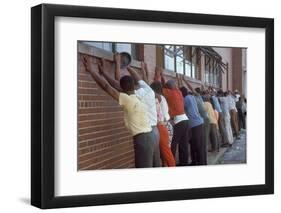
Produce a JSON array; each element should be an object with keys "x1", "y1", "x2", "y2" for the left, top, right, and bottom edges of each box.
[
  {"x1": 195, "y1": 87, "x2": 201, "y2": 94},
  {"x1": 179, "y1": 86, "x2": 188, "y2": 97},
  {"x1": 166, "y1": 79, "x2": 176, "y2": 89},
  {"x1": 217, "y1": 89, "x2": 224, "y2": 96},
  {"x1": 150, "y1": 81, "x2": 163, "y2": 95},
  {"x1": 120, "y1": 75, "x2": 135, "y2": 92},
  {"x1": 202, "y1": 94, "x2": 209, "y2": 102}
]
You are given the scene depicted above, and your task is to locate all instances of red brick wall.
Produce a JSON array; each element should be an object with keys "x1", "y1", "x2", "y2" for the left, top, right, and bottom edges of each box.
[
  {"x1": 143, "y1": 45, "x2": 157, "y2": 82},
  {"x1": 78, "y1": 54, "x2": 135, "y2": 170}
]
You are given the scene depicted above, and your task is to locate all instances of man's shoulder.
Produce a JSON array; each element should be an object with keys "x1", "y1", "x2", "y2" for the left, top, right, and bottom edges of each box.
[
  {"x1": 185, "y1": 95, "x2": 191, "y2": 100},
  {"x1": 163, "y1": 87, "x2": 172, "y2": 95},
  {"x1": 138, "y1": 80, "x2": 151, "y2": 90},
  {"x1": 120, "y1": 92, "x2": 136, "y2": 101},
  {"x1": 119, "y1": 92, "x2": 127, "y2": 97},
  {"x1": 137, "y1": 81, "x2": 154, "y2": 96}
]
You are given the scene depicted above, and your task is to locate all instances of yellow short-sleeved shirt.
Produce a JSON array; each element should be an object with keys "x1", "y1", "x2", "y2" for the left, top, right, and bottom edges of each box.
[
  {"x1": 119, "y1": 93, "x2": 152, "y2": 136},
  {"x1": 204, "y1": 102, "x2": 217, "y2": 125}
]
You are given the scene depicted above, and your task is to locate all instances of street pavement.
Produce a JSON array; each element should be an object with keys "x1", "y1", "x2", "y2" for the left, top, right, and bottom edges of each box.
[
  {"x1": 217, "y1": 129, "x2": 247, "y2": 164},
  {"x1": 176, "y1": 129, "x2": 247, "y2": 165}
]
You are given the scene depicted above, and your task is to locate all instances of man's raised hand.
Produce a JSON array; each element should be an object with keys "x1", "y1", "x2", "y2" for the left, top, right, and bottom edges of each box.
[
  {"x1": 82, "y1": 55, "x2": 90, "y2": 72},
  {"x1": 114, "y1": 53, "x2": 121, "y2": 65},
  {"x1": 155, "y1": 66, "x2": 163, "y2": 76},
  {"x1": 98, "y1": 58, "x2": 106, "y2": 75},
  {"x1": 82, "y1": 55, "x2": 97, "y2": 74}
]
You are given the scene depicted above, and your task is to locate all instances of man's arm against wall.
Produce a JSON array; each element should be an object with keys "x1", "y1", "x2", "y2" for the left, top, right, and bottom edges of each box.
[
  {"x1": 127, "y1": 66, "x2": 142, "y2": 83},
  {"x1": 176, "y1": 73, "x2": 182, "y2": 88},
  {"x1": 83, "y1": 56, "x2": 119, "y2": 100},
  {"x1": 182, "y1": 76, "x2": 198, "y2": 95},
  {"x1": 114, "y1": 53, "x2": 121, "y2": 81},
  {"x1": 141, "y1": 62, "x2": 149, "y2": 83},
  {"x1": 99, "y1": 57, "x2": 122, "y2": 92},
  {"x1": 159, "y1": 67, "x2": 167, "y2": 88}
]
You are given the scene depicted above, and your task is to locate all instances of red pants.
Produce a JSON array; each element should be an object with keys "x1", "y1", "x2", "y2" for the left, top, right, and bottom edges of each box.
[{"x1": 157, "y1": 124, "x2": 176, "y2": 167}]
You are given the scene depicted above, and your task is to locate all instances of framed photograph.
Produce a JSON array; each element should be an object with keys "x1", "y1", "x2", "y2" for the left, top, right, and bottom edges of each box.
[{"x1": 31, "y1": 3, "x2": 274, "y2": 209}]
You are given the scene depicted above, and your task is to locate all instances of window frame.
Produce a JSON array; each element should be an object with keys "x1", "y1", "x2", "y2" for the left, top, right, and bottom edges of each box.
[
  {"x1": 204, "y1": 54, "x2": 222, "y2": 88},
  {"x1": 81, "y1": 42, "x2": 139, "y2": 60},
  {"x1": 163, "y1": 45, "x2": 199, "y2": 79}
]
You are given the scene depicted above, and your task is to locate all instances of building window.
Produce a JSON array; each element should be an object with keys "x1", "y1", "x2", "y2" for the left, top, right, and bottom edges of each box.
[
  {"x1": 81, "y1": 42, "x2": 139, "y2": 60},
  {"x1": 205, "y1": 57, "x2": 209, "y2": 84},
  {"x1": 82, "y1": 42, "x2": 113, "y2": 52},
  {"x1": 164, "y1": 45, "x2": 199, "y2": 79},
  {"x1": 175, "y1": 46, "x2": 184, "y2": 74},
  {"x1": 185, "y1": 47, "x2": 192, "y2": 77},
  {"x1": 164, "y1": 45, "x2": 175, "y2": 71},
  {"x1": 205, "y1": 55, "x2": 221, "y2": 87},
  {"x1": 185, "y1": 46, "x2": 198, "y2": 78}
]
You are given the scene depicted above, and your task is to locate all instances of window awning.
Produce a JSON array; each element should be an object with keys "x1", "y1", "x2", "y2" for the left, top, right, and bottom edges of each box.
[{"x1": 199, "y1": 47, "x2": 228, "y2": 73}]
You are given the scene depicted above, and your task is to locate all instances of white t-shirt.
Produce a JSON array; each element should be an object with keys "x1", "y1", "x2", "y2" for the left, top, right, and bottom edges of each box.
[
  {"x1": 242, "y1": 102, "x2": 247, "y2": 114},
  {"x1": 235, "y1": 94, "x2": 240, "y2": 102},
  {"x1": 156, "y1": 95, "x2": 170, "y2": 123},
  {"x1": 173, "y1": 114, "x2": 188, "y2": 124},
  {"x1": 135, "y1": 80, "x2": 158, "y2": 126},
  {"x1": 227, "y1": 95, "x2": 237, "y2": 112},
  {"x1": 159, "y1": 95, "x2": 170, "y2": 122},
  {"x1": 219, "y1": 97, "x2": 231, "y2": 118}
]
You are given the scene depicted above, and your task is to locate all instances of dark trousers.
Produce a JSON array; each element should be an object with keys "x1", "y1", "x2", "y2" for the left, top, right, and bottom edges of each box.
[
  {"x1": 190, "y1": 124, "x2": 206, "y2": 165},
  {"x1": 151, "y1": 126, "x2": 161, "y2": 167},
  {"x1": 133, "y1": 131, "x2": 154, "y2": 168},
  {"x1": 171, "y1": 120, "x2": 190, "y2": 166},
  {"x1": 230, "y1": 109, "x2": 239, "y2": 137},
  {"x1": 238, "y1": 109, "x2": 246, "y2": 129}
]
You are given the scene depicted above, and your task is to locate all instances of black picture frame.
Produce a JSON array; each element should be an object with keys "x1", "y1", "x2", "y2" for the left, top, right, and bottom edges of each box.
[{"x1": 31, "y1": 3, "x2": 274, "y2": 209}]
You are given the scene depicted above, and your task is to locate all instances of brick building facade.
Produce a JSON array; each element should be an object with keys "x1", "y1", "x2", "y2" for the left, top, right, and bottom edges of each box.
[{"x1": 78, "y1": 42, "x2": 246, "y2": 170}]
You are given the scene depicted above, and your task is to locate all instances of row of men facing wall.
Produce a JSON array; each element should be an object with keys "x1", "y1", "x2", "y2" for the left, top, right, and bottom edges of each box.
[{"x1": 82, "y1": 53, "x2": 247, "y2": 167}]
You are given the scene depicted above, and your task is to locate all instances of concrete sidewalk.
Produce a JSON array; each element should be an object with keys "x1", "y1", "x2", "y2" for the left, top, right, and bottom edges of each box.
[
  {"x1": 209, "y1": 129, "x2": 247, "y2": 165},
  {"x1": 207, "y1": 147, "x2": 228, "y2": 165},
  {"x1": 217, "y1": 129, "x2": 247, "y2": 164},
  {"x1": 175, "y1": 129, "x2": 246, "y2": 165}
]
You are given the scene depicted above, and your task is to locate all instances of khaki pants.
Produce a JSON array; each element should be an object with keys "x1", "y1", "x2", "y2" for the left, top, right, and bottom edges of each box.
[{"x1": 209, "y1": 123, "x2": 219, "y2": 151}]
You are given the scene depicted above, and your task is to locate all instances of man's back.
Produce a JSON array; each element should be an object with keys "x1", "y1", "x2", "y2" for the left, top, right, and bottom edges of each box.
[
  {"x1": 219, "y1": 96, "x2": 230, "y2": 116},
  {"x1": 211, "y1": 95, "x2": 222, "y2": 113},
  {"x1": 184, "y1": 95, "x2": 203, "y2": 128},
  {"x1": 119, "y1": 92, "x2": 152, "y2": 136},
  {"x1": 135, "y1": 80, "x2": 157, "y2": 126},
  {"x1": 162, "y1": 88, "x2": 185, "y2": 118}
]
